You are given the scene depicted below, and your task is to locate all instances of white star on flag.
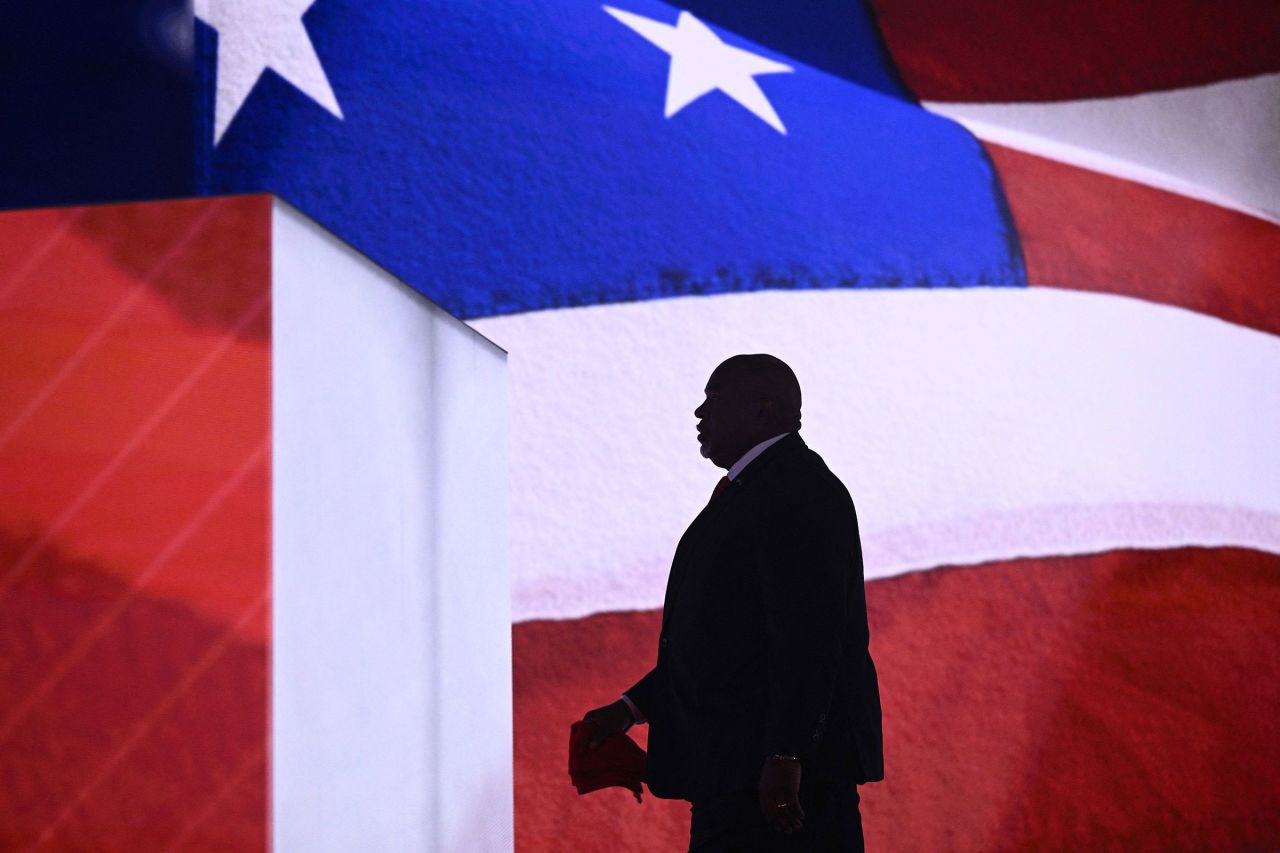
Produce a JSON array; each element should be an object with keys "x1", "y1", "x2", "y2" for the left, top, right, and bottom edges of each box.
[
  {"x1": 196, "y1": 0, "x2": 344, "y2": 145},
  {"x1": 604, "y1": 6, "x2": 793, "y2": 134}
]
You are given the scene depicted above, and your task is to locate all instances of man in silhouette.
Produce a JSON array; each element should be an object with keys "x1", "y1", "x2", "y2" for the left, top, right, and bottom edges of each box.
[{"x1": 580, "y1": 354, "x2": 883, "y2": 851}]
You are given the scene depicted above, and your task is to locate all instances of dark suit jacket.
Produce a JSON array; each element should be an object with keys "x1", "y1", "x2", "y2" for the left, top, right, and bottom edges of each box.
[{"x1": 627, "y1": 432, "x2": 883, "y2": 801}]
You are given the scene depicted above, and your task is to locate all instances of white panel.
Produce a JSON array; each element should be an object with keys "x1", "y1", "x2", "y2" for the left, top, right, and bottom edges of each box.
[
  {"x1": 468, "y1": 287, "x2": 1280, "y2": 622},
  {"x1": 272, "y1": 200, "x2": 511, "y2": 852}
]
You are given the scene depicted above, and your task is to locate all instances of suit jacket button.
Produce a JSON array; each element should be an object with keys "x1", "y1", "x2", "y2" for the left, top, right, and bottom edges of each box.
[{"x1": 659, "y1": 636, "x2": 669, "y2": 649}]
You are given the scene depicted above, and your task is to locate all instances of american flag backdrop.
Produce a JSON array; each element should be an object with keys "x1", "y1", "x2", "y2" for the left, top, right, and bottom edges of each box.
[{"x1": 3, "y1": 0, "x2": 1279, "y2": 849}]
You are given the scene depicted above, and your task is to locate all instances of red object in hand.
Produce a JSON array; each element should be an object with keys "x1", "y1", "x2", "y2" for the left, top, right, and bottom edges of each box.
[{"x1": 568, "y1": 720, "x2": 647, "y2": 802}]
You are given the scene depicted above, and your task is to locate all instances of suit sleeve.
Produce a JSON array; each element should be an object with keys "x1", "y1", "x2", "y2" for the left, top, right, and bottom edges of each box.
[
  {"x1": 754, "y1": 481, "x2": 854, "y2": 760},
  {"x1": 624, "y1": 664, "x2": 665, "y2": 724}
]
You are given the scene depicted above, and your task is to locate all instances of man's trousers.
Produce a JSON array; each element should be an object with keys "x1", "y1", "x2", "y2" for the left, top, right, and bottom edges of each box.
[{"x1": 688, "y1": 779, "x2": 863, "y2": 852}]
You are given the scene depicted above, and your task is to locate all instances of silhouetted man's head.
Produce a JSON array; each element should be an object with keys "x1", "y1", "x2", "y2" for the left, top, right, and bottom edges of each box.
[{"x1": 694, "y1": 354, "x2": 802, "y2": 469}]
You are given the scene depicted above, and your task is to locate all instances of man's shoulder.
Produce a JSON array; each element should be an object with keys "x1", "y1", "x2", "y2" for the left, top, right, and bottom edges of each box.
[
  {"x1": 756, "y1": 439, "x2": 852, "y2": 505},
  {"x1": 746, "y1": 446, "x2": 859, "y2": 549}
]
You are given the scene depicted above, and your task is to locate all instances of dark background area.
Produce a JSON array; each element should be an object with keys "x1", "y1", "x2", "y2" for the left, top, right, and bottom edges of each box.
[{"x1": 0, "y1": 0, "x2": 194, "y2": 210}]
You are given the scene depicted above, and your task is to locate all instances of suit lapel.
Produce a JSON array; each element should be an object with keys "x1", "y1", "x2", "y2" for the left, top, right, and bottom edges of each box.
[
  {"x1": 660, "y1": 469, "x2": 754, "y2": 628},
  {"x1": 660, "y1": 434, "x2": 809, "y2": 629}
]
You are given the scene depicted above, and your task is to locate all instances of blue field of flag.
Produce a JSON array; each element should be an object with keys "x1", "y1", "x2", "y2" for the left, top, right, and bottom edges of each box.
[{"x1": 198, "y1": 0, "x2": 1026, "y2": 319}]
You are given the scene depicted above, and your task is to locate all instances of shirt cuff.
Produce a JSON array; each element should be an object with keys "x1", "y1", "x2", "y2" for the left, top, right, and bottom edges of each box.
[{"x1": 619, "y1": 693, "x2": 646, "y2": 725}]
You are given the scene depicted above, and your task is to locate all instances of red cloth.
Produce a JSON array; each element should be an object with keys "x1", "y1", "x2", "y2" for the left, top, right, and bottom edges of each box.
[{"x1": 568, "y1": 720, "x2": 647, "y2": 802}]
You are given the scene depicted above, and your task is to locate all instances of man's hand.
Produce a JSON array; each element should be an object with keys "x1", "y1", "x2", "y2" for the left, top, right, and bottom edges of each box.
[
  {"x1": 580, "y1": 700, "x2": 635, "y2": 749},
  {"x1": 758, "y1": 756, "x2": 804, "y2": 834}
]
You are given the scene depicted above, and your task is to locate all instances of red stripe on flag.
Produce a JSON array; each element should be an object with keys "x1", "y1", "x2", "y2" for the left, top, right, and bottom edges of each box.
[
  {"x1": 0, "y1": 196, "x2": 272, "y2": 617},
  {"x1": 984, "y1": 142, "x2": 1280, "y2": 336},
  {"x1": 0, "y1": 290, "x2": 269, "y2": 600},
  {"x1": 0, "y1": 200, "x2": 226, "y2": 452},
  {"x1": 0, "y1": 208, "x2": 84, "y2": 308},
  {"x1": 161, "y1": 746, "x2": 267, "y2": 853},
  {"x1": 32, "y1": 596, "x2": 268, "y2": 851},
  {"x1": 0, "y1": 532, "x2": 269, "y2": 851},
  {"x1": 866, "y1": 0, "x2": 1280, "y2": 102},
  {"x1": 514, "y1": 547, "x2": 1280, "y2": 851},
  {"x1": 0, "y1": 197, "x2": 271, "y2": 852},
  {"x1": 0, "y1": 442, "x2": 267, "y2": 745}
]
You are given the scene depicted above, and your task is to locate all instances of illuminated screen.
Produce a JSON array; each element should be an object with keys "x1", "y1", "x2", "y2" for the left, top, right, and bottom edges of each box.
[
  {"x1": 3, "y1": 0, "x2": 1278, "y2": 849},
  {"x1": 0, "y1": 197, "x2": 273, "y2": 849},
  {"x1": 196, "y1": 0, "x2": 1278, "y2": 846},
  {"x1": 0, "y1": 198, "x2": 511, "y2": 851}
]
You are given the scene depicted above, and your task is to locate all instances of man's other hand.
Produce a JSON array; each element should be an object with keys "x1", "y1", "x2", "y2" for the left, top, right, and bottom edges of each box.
[
  {"x1": 580, "y1": 700, "x2": 635, "y2": 749},
  {"x1": 758, "y1": 756, "x2": 805, "y2": 834}
]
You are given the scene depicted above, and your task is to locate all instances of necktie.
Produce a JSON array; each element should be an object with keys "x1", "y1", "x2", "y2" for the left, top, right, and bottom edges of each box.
[{"x1": 708, "y1": 475, "x2": 731, "y2": 506}]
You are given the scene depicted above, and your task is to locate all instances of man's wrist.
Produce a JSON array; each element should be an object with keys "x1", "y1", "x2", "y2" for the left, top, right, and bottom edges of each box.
[{"x1": 619, "y1": 694, "x2": 645, "y2": 726}]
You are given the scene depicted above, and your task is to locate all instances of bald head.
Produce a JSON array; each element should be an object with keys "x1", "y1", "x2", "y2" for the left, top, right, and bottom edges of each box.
[
  {"x1": 716, "y1": 354, "x2": 802, "y2": 432},
  {"x1": 694, "y1": 354, "x2": 803, "y2": 469}
]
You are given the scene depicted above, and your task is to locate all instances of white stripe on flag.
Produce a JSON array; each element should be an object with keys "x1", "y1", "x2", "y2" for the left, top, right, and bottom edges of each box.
[
  {"x1": 471, "y1": 287, "x2": 1280, "y2": 622},
  {"x1": 925, "y1": 72, "x2": 1280, "y2": 223}
]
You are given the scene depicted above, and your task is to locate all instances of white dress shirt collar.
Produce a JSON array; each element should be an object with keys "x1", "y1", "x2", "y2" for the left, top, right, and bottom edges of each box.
[{"x1": 727, "y1": 432, "x2": 792, "y2": 481}]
